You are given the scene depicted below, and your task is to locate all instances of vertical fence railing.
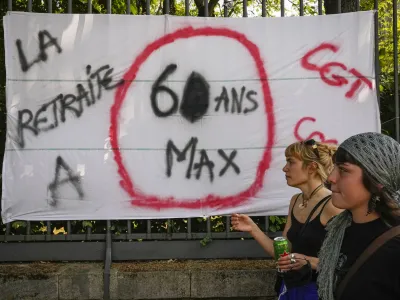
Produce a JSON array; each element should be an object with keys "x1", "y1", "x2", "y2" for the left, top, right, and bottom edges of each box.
[
  {"x1": 300, "y1": 0, "x2": 304, "y2": 16},
  {"x1": 243, "y1": 0, "x2": 247, "y2": 17},
  {"x1": 261, "y1": 0, "x2": 265, "y2": 17},
  {"x1": 318, "y1": 0, "x2": 323, "y2": 15},
  {"x1": 374, "y1": 0, "x2": 380, "y2": 109},
  {"x1": 394, "y1": 0, "x2": 399, "y2": 142}
]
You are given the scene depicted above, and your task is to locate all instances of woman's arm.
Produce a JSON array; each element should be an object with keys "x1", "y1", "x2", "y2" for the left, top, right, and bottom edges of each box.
[
  {"x1": 249, "y1": 193, "x2": 298, "y2": 257},
  {"x1": 304, "y1": 255, "x2": 319, "y2": 270},
  {"x1": 278, "y1": 253, "x2": 319, "y2": 271},
  {"x1": 231, "y1": 194, "x2": 298, "y2": 258}
]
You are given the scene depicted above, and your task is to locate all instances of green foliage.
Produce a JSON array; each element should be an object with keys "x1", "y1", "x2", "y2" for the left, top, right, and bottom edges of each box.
[
  {"x1": 200, "y1": 234, "x2": 212, "y2": 246},
  {"x1": 286, "y1": 0, "x2": 321, "y2": 16},
  {"x1": 359, "y1": 0, "x2": 400, "y2": 139},
  {"x1": 268, "y1": 215, "x2": 287, "y2": 232}
]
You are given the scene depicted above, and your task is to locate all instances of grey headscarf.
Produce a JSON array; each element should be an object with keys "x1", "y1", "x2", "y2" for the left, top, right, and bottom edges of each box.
[{"x1": 317, "y1": 132, "x2": 400, "y2": 300}]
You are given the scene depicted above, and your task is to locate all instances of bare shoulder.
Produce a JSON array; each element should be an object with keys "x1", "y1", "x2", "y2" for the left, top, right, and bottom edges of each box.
[
  {"x1": 321, "y1": 197, "x2": 344, "y2": 225},
  {"x1": 289, "y1": 193, "x2": 301, "y2": 211}
]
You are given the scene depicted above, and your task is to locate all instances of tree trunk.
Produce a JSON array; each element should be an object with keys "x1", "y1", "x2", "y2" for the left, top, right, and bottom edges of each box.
[
  {"x1": 324, "y1": 0, "x2": 358, "y2": 14},
  {"x1": 194, "y1": 0, "x2": 219, "y2": 17}
]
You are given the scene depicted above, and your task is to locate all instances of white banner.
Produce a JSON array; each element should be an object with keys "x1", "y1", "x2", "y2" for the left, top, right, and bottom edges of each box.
[{"x1": 1, "y1": 11, "x2": 379, "y2": 222}]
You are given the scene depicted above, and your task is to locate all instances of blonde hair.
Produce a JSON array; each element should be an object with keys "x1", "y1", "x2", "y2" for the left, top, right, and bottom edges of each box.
[{"x1": 285, "y1": 140, "x2": 338, "y2": 182}]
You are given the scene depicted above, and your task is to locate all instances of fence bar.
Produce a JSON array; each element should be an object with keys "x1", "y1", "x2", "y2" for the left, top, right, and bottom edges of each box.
[
  {"x1": 226, "y1": 216, "x2": 230, "y2": 238},
  {"x1": 318, "y1": 0, "x2": 322, "y2": 15},
  {"x1": 26, "y1": 221, "x2": 31, "y2": 241},
  {"x1": 394, "y1": 0, "x2": 399, "y2": 141},
  {"x1": 374, "y1": 0, "x2": 380, "y2": 108},
  {"x1": 107, "y1": 0, "x2": 112, "y2": 14},
  {"x1": 0, "y1": 231, "x2": 262, "y2": 242},
  {"x1": 165, "y1": 0, "x2": 170, "y2": 14},
  {"x1": 127, "y1": 220, "x2": 132, "y2": 234},
  {"x1": 264, "y1": 216, "x2": 269, "y2": 232},
  {"x1": 0, "y1": 240, "x2": 275, "y2": 261},
  {"x1": 280, "y1": 0, "x2": 284, "y2": 17},
  {"x1": 224, "y1": 0, "x2": 228, "y2": 17},
  {"x1": 147, "y1": 219, "x2": 151, "y2": 238},
  {"x1": 207, "y1": 217, "x2": 211, "y2": 236},
  {"x1": 5, "y1": 223, "x2": 10, "y2": 242},
  {"x1": 356, "y1": 0, "x2": 360, "y2": 11},
  {"x1": 167, "y1": 219, "x2": 172, "y2": 240},
  {"x1": 68, "y1": 0, "x2": 72, "y2": 13},
  {"x1": 187, "y1": 218, "x2": 192, "y2": 239},
  {"x1": 243, "y1": 0, "x2": 248, "y2": 17},
  {"x1": 8, "y1": 0, "x2": 12, "y2": 11},
  {"x1": 67, "y1": 221, "x2": 71, "y2": 241},
  {"x1": 337, "y1": 0, "x2": 341, "y2": 14},
  {"x1": 46, "y1": 221, "x2": 51, "y2": 241},
  {"x1": 103, "y1": 220, "x2": 112, "y2": 300},
  {"x1": 127, "y1": 0, "x2": 131, "y2": 14},
  {"x1": 88, "y1": 0, "x2": 93, "y2": 13},
  {"x1": 299, "y1": 0, "x2": 304, "y2": 16},
  {"x1": 86, "y1": 222, "x2": 92, "y2": 240},
  {"x1": 48, "y1": 0, "x2": 52, "y2": 13},
  {"x1": 28, "y1": 0, "x2": 32, "y2": 12},
  {"x1": 185, "y1": 0, "x2": 190, "y2": 15},
  {"x1": 261, "y1": 0, "x2": 266, "y2": 17},
  {"x1": 204, "y1": 0, "x2": 209, "y2": 17},
  {"x1": 146, "y1": 0, "x2": 150, "y2": 15}
]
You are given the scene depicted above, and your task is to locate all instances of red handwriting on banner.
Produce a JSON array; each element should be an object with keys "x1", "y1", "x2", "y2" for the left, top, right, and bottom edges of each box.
[
  {"x1": 294, "y1": 117, "x2": 338, "y2": 144},
  {"x1": 301, "y1": 43, "x2": 373, "y2": 99}
]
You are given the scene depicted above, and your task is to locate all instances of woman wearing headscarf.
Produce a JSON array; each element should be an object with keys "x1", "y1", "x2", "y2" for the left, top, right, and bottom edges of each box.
[
  {"x1": 317, "y1": 132, "x2": 400, "y2": 300},
  {"x1": 231, "y1": 139, "x2": 342, "y2": 300}
]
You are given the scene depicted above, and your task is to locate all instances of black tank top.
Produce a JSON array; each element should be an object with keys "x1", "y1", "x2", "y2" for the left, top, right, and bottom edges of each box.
[{"x1": 286, "y1": 195, "x2": 331, "y2": 281}]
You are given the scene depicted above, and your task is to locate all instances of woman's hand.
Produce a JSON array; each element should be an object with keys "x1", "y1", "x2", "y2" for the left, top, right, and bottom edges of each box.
[
  {"x1": 277, "y1": 253, "x2": 309, "y2": 271},
  {"x1": 231, "y1": 214, "x2": 257, "y2": 233}
]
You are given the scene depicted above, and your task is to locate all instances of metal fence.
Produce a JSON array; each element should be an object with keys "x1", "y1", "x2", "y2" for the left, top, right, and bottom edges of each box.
[{"x1": 1, "y1": 0, "x2": 397, "y2": 264}]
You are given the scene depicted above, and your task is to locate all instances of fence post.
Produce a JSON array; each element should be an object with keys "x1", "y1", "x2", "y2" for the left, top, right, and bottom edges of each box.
[
  {"x1": 393, "y1": 0, "x2": 399, "y2": 141},
  {"x1": 104, "y1": 220, "x2": 112, "y2": 300}
]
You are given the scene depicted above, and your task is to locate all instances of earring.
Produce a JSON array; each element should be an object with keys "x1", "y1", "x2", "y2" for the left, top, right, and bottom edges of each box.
[{"x1": 366, "y1": 195, "x2": 380, "y2": 215}]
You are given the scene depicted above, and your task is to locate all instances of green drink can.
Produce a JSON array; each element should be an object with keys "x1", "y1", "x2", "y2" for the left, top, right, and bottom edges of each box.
[{"x1": 273, "y1": 236, "x2": 290, "y2": 261}]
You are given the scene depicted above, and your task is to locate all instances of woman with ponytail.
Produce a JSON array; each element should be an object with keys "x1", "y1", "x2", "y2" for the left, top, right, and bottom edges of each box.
[{"x1": 231, "y1": 139, "x2": 341, "y2": 300}]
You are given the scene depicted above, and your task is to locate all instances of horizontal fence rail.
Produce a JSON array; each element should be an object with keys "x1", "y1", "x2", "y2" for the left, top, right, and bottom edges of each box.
[
  {"x1": 0, "y1": 216, "x2": 282, "y2": 261},
  {"x1": 1, "y1": 0, "x2": 398, "y2": 264}
]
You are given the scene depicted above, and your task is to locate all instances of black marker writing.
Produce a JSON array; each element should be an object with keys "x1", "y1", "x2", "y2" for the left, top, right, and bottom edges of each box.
[
  {"x1": 193, "y1": 149, "x2": 215, "y2": 182},
  {"x1": 16, "y1": 30, "x2": 62, "y2": 73},
  {"x1": 166, "y1": 137, "x2": 198, "y2": 179},
  {"x1": 218, "y1": 149, "x2": 240, "y2": 176},
  {"x1": 214, "y1": 86, "x2": 258, "y2": 114},
  {"x1": 166, "y1": 137, "x2": 240, "y2": 183},
  {"x1": 180, "y1": 71, "x2": 210, "y2": 123},
  {"x1": 48, "y1": 156, "x2": 84, "y2": 207},
  {"x1": 151, "y1": 64, "x2": 210, "y2": 122},
  {"x1": 16, "y1": 64, "x2": 123, "y2": 148},
  {"x1": 151, "y1": 64, "x2": 179, "y2": 117}
]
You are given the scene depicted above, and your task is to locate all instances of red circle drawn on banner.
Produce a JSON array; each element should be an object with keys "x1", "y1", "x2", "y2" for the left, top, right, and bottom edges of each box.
[{"x1": 109, "y1": 27, "x2": 276, "y2": 210}]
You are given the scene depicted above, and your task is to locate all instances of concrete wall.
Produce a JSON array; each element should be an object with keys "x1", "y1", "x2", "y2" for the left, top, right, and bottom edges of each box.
[{"x1": 0, "y1": 260, "x2": 278, "y2": 300}]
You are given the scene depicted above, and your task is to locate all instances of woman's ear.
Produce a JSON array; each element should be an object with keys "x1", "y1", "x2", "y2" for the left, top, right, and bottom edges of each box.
[{"x1": 307, "y1": 162, "x2": 318, "y2": 174}]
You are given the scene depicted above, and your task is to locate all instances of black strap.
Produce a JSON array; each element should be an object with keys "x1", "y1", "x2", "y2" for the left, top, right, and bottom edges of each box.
[
  {"x1": 336, "y1": 225, "x2": 400, "y2": 299},
  {"x1": 291, "y1": 194, "x2": 302, "y2": 218},
  {"x1": 298, "y1": 195, "x2": 331, "y2": 237}
]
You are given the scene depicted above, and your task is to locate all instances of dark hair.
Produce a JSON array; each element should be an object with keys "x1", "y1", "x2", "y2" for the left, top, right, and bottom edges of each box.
[{"x1": 333, "y1": 147, "x2": 400, "y2": 223}]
